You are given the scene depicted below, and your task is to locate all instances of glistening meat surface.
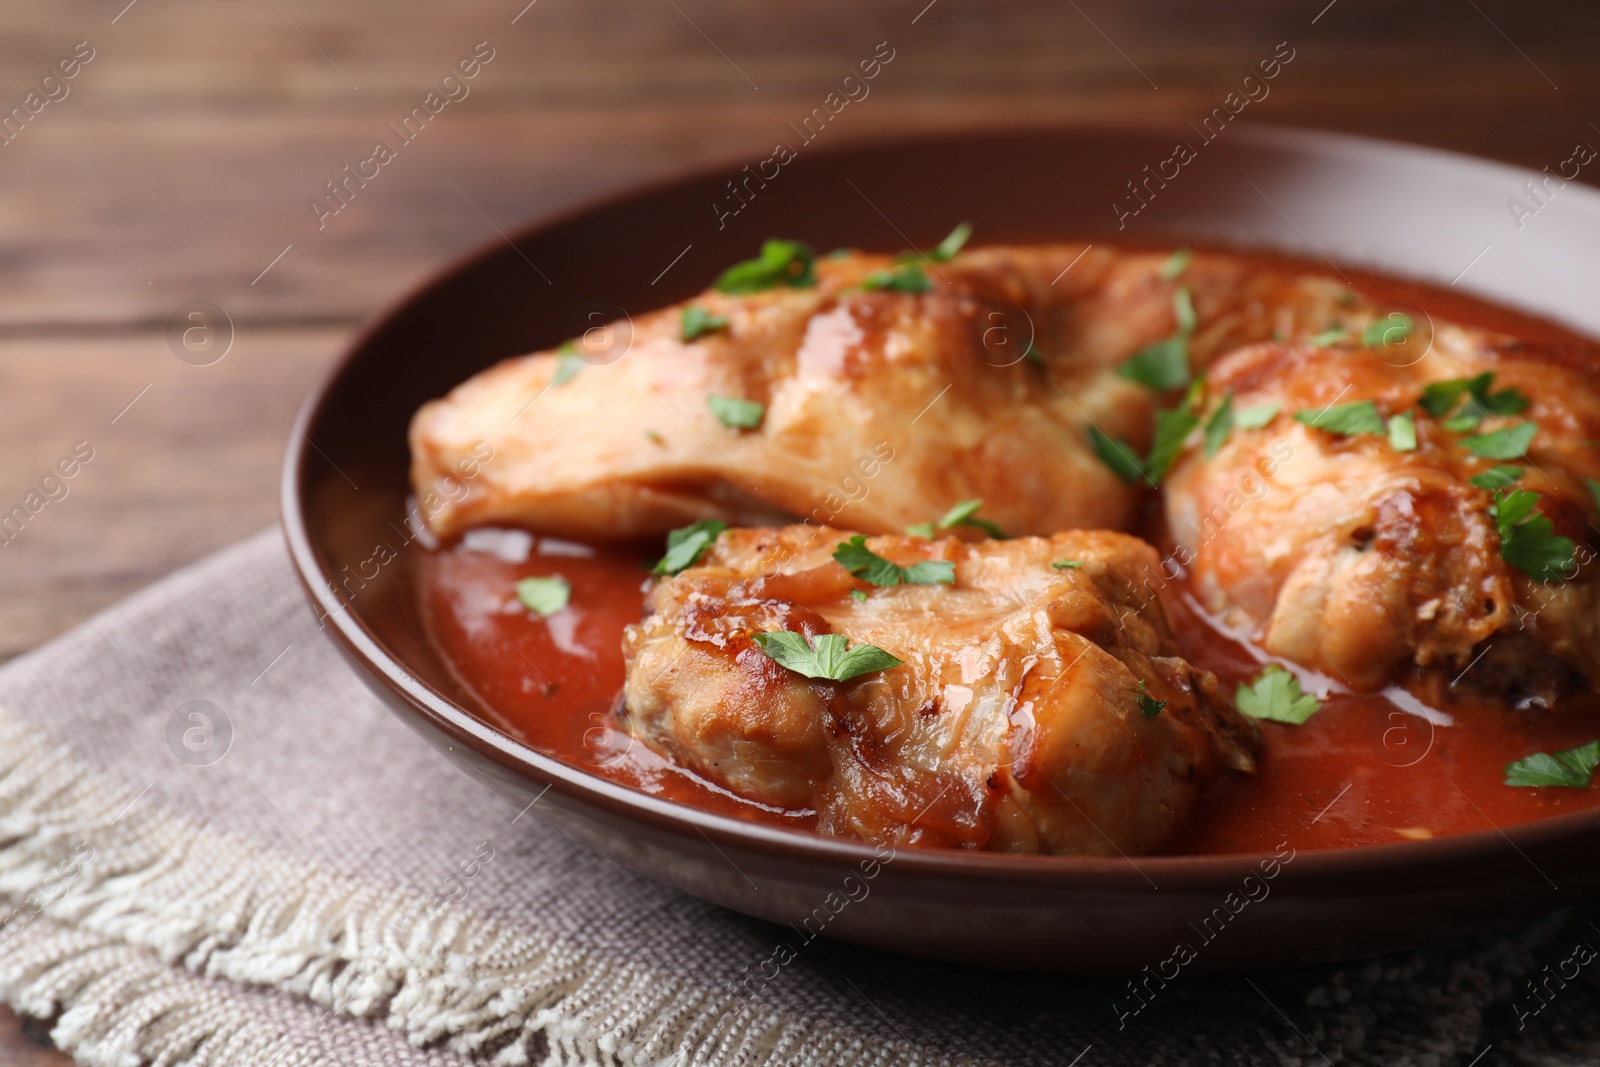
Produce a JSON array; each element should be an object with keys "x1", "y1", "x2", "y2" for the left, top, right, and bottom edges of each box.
[
  {"x1": 621, "y1": 525, "x2": 1259, "y2": 855},
  {"x1": 409, "y1": 246, "x2": 1375, "y2": 541}
]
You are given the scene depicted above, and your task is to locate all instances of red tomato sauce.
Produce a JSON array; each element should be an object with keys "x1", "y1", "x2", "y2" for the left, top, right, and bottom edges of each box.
[
  {"x1": 418, "y1": 530, "x2": 820, "y2": 830},
  {"x1": 416, "y1": 256, "x2": 1600, "y2": 855}
]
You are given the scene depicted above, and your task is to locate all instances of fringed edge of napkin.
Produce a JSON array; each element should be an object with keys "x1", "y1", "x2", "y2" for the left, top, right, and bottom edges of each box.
[{"x1": 0, "y1": 708, "x2": 939, "y2": 1067}]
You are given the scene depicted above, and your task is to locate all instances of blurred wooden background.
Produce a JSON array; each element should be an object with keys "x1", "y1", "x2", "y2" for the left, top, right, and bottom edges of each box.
[{"x1": 2, "y1": 0, "x2": 1599, "y2": 1059}]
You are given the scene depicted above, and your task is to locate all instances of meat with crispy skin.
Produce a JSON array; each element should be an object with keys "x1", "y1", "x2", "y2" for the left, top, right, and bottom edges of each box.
[
  {"x1": 621, "y1": 525, "x2": 1258, "y2": 854},
  {"x1": 1164, "y1": 326, "x2": 1600, "y2": 700},
  {"x1": 410, "y1": 246, "x2": 1377, "y2": 541}
]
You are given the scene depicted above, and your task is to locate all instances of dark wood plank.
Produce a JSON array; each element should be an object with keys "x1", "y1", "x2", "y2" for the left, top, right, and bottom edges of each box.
[
  {"x1": 0, "y1": 1009, "x2": 64, "y2": 1067},
  {"x1": 0, "y1": 0, "x2": 1594, "y2": 326},
  {"x1": 0, "y1": 326, "x2": 345, "y2": 661}
]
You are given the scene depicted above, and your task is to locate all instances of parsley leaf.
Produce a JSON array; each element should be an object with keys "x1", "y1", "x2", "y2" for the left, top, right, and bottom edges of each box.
[
  {"x1": 1021, "y1": 339, "x2": 1044, "y2": 366},
  {"x1": 1470, "y1": 465, "x2": 1523, "y2": 491},
  {"x1": 832, "y1": 535, "x2": 955, "y2": 587},
  {"x1": 1144, "y1": 402, "x2": 1203, "y2": 483},
  {"x1": 904, "y1": 522, "x2": 935, "y2": 539},
  {"x1": 515, "y1": 576, "x2": 570, "y2": 617},
  {"x1": 1137, "y1": 679, "x2": 1165, "y2": 718},
  {"x1": 1294, "y1": 400, "x2": 1386, "y2": 436},
  {"x1": 708, "y1": 394, "x2": 765, "y2": 429},
  {"x1": 714, "y1": 239, "x2": 816, "y2": 294},
  {"x1": 1119, "y1": 334, "x2": 1190, "y2": 391},
  {"x1": 680, "y1": 306, "x2": 729, "y2": 342},
  {"x1": 1235, "y1": 402, "x2": 1280, "y2": 430},
  {"x1": 551, "y1": 341, "x2": 584, "y2": 386},
  {"x1": 1089, "y1": 384, "x2": 1203, "y2": 484},
  {"x1": 652, "y1": 519, "x2": 727, "y2": 576},
  {"x1": 1462, "y1": 421, "x2": 1537, "y2": 460},
  {"x1": 1308, "y1": 328, "x2": 1348, "y2": 346},
  {"x1": 1492, "y1": 488, "x2": 1574, "y2": 583},
  {"x1": 1204, "y1": 392, "x2": 1235, "y2": 457},
  {"x1": 1420, "y1": 372, "x2": 1530, "y2": 427},
  {"x1": 1362, "y1": 312, "x2": 1414, "y2": 349},
  {"x1": 1119, "y1": 288, "x2": 1196, "y2": 390},
  {"x1": 1159, "y1": 247, "x2": 1192, "y2": 280},
  {"x1": 861, "y1": 264, "x2": 933, "y2": 293},
  {"x1": 752, "y1": 630, "x2": 904, "y2": 681},
  {"x1": 1588, "y1": 477, "x2": 1600, "y2": 513},
  {"x1": 1387, "y1": 412, "x2": 1418, "y2": 452},
  {"x1": 1088, "y1": 426, "x2": 1146, "y2": 484},
  {"x1": 928, "y1": 222, "x2": 972, "y2": 261},
  {"x1": 937, "y1": 498, "x2": 1007, "y2": 539},
  {"x1": 1235, "y1": 665, "x2": 1322, "y2": 725},
  {"x1": 1051, "y1": 559, "x2": 1084, "y2": 569},
  {"x1": 1173, "y1": 288, "x2": 1197, "y2": 332},
  {"x1": 1504, "y1": 739, "x2": 1600, "y2": 788},
  {"x1": 849, "y1": 588, "x2": 868, "y2": 602}
]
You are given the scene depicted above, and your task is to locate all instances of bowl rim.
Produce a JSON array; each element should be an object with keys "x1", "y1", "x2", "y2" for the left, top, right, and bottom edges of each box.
[{"x1": 282, "y1": 119, "x2": 1600, "y2": 889}]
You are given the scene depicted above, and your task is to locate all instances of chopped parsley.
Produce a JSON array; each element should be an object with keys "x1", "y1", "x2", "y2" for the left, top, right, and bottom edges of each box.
[
  {"x1": 1173, "y1": 287, "x2": 1197, "y2": 332},
  {"x1": 1419, "y1": 372, "x2": 1530, "y2": 430},
  {"x1": 1235, "y1": 665, "x2": 1322, "y2": 725},
  {"x1": 1021, "y1": 339, "x2": 1044, "y2": 366},
  {"x1": 680, "y1": 306, "x2": 729, "y2": 342},
  {"x1": 713, "y1": 239, "x2": 816, "y2": 294},
  {"x1": 1159, "y1": 247, "x2": 1192, "y2": 280},
  {"x1": 1136, "y1": 680, "x2": 1165, "y2": 718},
  {"x1": 832, "y1": 535, "x2": 955, "y2": 587},
  {"x1": 1589, "y1": 477, "x2": 1600, "y2": 513},
  {"x1": 751, "y1": 630, "x2": 903, "y2": 681},
  {"x1": 922, "y1": 222, "x2": 972, "y2": 262},
  {"x1": 1118, "y1": 288, "x2": 1197, "y2": 390},
  {"x1": 551, "y1": 341, "x2": 584, "y2": 386},
  {"x1": 1491, "y1": 488, "x2": 1574, "y2": 583},
  {"x1": 1051, "y1": 559, "x2": 1084, "y2": 570},
  {"x1": 1144, "y1": 398, "x2": 1203, "y2": 483},
  {"x1": 894, "y1": 222, "x2": 973, "y2": 265},
  {"x1": 1461, "y1": 421, "x2": 1538, "y2": 460},
  {"x1": 1088, "y1": 426, "x2": 1147, "y2": 484},
  {"x1": 1469, "y1": 465, "x2": 1523, "y2": 491},
  {"x1": 860, "y1": 264, "x2": 933, "y2": 293},
  {"x1": 1235, "y1": 402, "x2": 1280, "y2": 430},
  {"x1": 1294, "y1": 400, "x2": 1385, "y2": 437},
  {"x1": 904, "y1": 521, "x2": 935, "y2": 539},
  {"x1": 937, "y1": 498, "x2": 1007, "y2": 539},
  {"x1": 1361, "y1": 312, "x2": 1414, "y2": 349},
  {"x1": 1088, "y1": 383, "x2": 1203, "y2": 485},
  {"x1": 645, "y1": 429, "x2": 666, "y2": 445},
  {"x1": 652, "y1": 519, "x2": 727, "y2": 576},
  {"x1": 1203, "y1": 392, "x2": 1235, "y2": 457},
  {"x1": 514, "y1": 576, "x2": 570, "y2": 617},
  {"x1": 848, "y1": 588, "x2": 868, "y2": 602},
  {"x1": 1308, "y1": 327, "x2": 1348, "y2": 346},
  {"x1": 1504, "y1": 739, "x2": 1600, "y2": 789},
  {"x1": 707, "y1": 394, "x2": 765, "y2": 429},
  {"x1": 1387, "y1": 412, "x2": 1418, "y2": 452}
]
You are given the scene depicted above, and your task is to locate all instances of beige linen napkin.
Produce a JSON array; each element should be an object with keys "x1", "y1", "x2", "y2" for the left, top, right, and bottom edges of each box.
[{"x1": 1, "y1": 529, "x2": 1598, "y2": 1067}]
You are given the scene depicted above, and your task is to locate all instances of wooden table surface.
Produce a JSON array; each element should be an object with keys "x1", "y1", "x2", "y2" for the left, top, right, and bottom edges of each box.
[{"x1": 3, "y1": 0, "x2": 1599, "y2": 1060}]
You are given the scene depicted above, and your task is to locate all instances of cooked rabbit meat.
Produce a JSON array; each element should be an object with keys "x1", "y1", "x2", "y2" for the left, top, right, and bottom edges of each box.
[
  {"x1": 410, "y1": 246, "x2": 1377, "y2": 541},
  {"x1": 621, "y1": 525, "x2": 1258, "y2": 854},
  {"x1": 1164, "y1": 327, "x2": 1600, "y2": 699}
]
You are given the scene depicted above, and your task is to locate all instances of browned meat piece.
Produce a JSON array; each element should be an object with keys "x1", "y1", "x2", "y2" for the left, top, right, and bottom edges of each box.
[
  {"x1": 1164, "y1": 325, "x2": 1600, "y2": 701},
  {"x1": 621, "y1": 525, "x2": 1258, "y2": 854},
  {"x1": 409, "y1": 245, "x2": 1375, "y2": 542}
]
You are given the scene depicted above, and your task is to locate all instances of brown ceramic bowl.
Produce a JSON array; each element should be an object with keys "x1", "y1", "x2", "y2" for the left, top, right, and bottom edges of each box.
[{"x1": 282, "y1": 124, "x2": 1600, "y2": 973}]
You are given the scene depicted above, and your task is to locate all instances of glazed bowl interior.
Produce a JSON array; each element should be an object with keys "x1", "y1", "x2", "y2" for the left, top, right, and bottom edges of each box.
[{"x1": 283, "y1": 124, "x2": 1600, "y2": 972}]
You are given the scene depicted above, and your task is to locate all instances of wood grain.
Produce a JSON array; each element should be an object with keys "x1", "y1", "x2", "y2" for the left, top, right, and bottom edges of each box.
[{"x1": 3, "y1": 0, "x2": 1599, "y2": 1060}]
